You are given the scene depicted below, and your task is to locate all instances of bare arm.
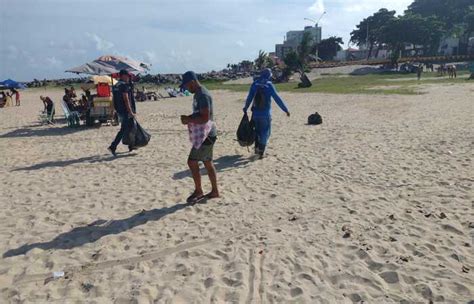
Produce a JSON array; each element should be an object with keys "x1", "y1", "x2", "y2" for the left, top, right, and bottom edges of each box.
[
  {"x1": 270, "y1": 84, "x2": 290, "y2": 116},
  {"x1": 123, "y1": 92, "x2": 134, "y2": 116},
  {"x1": 182, "y1": 107, "x2": 210, "y2": 125}
]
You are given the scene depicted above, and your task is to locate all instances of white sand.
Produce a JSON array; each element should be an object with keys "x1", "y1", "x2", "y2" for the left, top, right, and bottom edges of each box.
[{"x1": 0, "y1": 83, "x2": 473, "y2": 303}]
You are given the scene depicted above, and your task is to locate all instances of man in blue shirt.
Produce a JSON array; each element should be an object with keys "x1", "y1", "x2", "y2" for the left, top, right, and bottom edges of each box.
[
  {"x1": 243, "y1": 69, "x2": 290, "y2": 158},
  {"x1": 109, "y1": 69, "x2": 136, "y2": 156}
]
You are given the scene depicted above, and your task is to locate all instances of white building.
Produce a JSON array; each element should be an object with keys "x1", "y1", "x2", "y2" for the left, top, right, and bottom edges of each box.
[
  {"x1": 438, "y1": 37, "x2": 460, "y2": 56},
  {"x1": 275, "y1": 25, "x2": 322, "y2": 59}
]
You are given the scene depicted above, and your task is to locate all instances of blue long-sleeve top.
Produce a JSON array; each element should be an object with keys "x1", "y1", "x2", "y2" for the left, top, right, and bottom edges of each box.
[{"x1": 244, "y1": 80, "x2": 289, "y2": 117}]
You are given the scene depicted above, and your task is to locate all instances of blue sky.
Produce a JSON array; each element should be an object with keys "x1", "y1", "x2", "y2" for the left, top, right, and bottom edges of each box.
[{"x1": 0, "y1": 0, "x2": 412, "y2": 81}]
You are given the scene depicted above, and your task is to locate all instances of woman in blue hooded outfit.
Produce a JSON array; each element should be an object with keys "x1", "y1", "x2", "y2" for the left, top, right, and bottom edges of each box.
[{"x1": 243, "y1": 69, "x2": 290, "y2": 158}]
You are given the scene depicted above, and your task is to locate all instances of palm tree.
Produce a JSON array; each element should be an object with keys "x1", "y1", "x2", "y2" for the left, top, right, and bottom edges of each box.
[
  {"x1": 255, "y1": 50, "x2": 269, "y2": 70},
  {"x1": 297, "y1": 32, "x2": 314, "y2": 71}
]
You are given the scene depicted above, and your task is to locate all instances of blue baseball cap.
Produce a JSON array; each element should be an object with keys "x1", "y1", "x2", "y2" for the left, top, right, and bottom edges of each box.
[{"x1": 180, "y1": 71, "x2": 198, "y2": 89}]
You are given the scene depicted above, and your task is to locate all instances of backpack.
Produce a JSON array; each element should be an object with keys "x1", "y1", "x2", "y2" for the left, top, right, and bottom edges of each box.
[
  {"x1": 307, "y1": 112, "x2": 323, "y2": 125},
  {"x1": 236, "y1": 113, "x2": 255, "y2": 147},
  {"x1": 252, "y1": 84, "x2": 266, "y2": 110}
]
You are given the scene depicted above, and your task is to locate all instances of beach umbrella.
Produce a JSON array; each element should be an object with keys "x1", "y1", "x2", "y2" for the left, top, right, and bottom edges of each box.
[
  {"x1": 0, "y1": 79, "x2": 27, "y2": 89},
  {"x1": 65, "y1": 55, "x2": 150, "y2": 76}
]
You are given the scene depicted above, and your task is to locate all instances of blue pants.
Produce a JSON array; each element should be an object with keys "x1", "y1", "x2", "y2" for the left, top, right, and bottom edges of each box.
[
  {"x1": 252, "y1": 116, "x2": 271, "y2": 153},
  {"x1": 111, "y1": 113, "x2": 129, "y2": 149}
]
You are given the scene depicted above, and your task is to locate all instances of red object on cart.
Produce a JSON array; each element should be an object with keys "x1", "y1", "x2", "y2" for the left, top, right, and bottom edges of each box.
[{"x1": 97, "y1": 83, "x2": 111, "y2": 97}]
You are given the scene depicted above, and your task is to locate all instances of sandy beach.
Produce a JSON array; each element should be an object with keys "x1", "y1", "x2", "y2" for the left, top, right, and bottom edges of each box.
[{"x1": 0, "y1": 83, "x2": 473, "y2": 303}]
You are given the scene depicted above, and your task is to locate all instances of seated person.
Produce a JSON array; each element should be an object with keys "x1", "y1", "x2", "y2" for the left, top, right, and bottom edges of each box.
[
  {"x1": 40, "y1": 96, "x2": 55, "y2": 122},
  {"x1": 63, "y1": 88, "x2": 78, "y2": 111},
  {"x1": 0, "y1": 91, "x2": 5, "y2": 107},
  {"x1": 5, "y1": 92, "x2": 13, "y2": 107},
  {"x1": 69, "y1": 87, "x2": 77, "y2": 98}
]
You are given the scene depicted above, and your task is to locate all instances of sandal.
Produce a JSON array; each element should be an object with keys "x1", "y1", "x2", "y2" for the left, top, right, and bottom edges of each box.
[{"x1": 186, "y1": 192, "x2": 204, "y2": 204}]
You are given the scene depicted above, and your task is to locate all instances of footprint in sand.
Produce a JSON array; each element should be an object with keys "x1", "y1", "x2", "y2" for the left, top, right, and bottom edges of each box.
[{"x1": 379, "y1": 271, "x2": 399, "y2": 284}]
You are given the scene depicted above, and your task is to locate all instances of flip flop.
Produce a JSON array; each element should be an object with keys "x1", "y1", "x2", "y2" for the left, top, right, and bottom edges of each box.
[
  {"x1": 205, "y1": 192, "x2": 220, "y2": 200},
  {"x1": 186, "y1": 192, "x2": 204, "y2": 204}
]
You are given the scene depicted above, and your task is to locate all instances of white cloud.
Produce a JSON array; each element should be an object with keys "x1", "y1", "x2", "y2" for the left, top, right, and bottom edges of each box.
[
  {"x1": 235, "y1": 40, "x2": 245, "y2": 47},
  {"x1": 1, "y1": 0, "x2": 417, "y2": 80},
  {"x1": 143, "y1": 50, "x2": 156, "y2": 64},
  {"x1": 46, "y1": 56, "x2": 63, "y2": 67},
  {"x1": 308, "y1": 0, "x2": 325, "y2": 16},
  {"x1": 341, "y1": 0, "x2": 411, "y2": 14},
  {"x1": 257, "y1": 17, "x2": 271, "y2": 24},
  {"x1": 85, "y1": 32, "x2": 114, "y2": 51}
]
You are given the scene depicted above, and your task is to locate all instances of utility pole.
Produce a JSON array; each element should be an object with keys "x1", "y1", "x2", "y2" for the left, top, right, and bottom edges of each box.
[{"x1": 304, "y1": 11, "x2": 326, "y2": 27}]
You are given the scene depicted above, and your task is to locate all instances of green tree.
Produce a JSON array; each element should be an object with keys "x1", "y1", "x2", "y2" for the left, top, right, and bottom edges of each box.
[
  {"x1": 240, "y1": 60, "x2": 254, "y2": 72},
  {"x1": 380, "y1": 13, "x2": 445, "y2": 56},
  {"x1": 407, "y1": 0, "x2": 473, "y2": 32},
  {"x1": 283, "y1": 51, "x2": 301, "y2": 72},
  {"x1": 466, "y1": 11, "x2": 474, "y2": 33},
  {"x1": 316, "y1": 36, "x2": 344, "y2": 61},
  {"x1": 255, "y1": 50, "x2": 269, "y2": 70},
  {"x1": 350, "y1": 8, "x2": 396, "y2": 59},
  {"x1": 407, "y1": 0, "x2": 474, "y2": 54},
  {"x1": 297, "y1": 32, "x2": 314, "y2": 68}
]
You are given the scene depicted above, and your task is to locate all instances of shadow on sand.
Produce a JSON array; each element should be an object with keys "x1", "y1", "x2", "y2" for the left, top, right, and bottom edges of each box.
[
  {"x1": 0, "y1": 123, "x2": 97, "y2": 139},
  {"x1": 172, "y1": 154, "x2": 252, "y2": 180},
  {"x1": 3, "y1": 200, "x2": 207, "y2": 258},
  {"x1": 12, "y1": 153, "x2": 135, "y2": 172}
]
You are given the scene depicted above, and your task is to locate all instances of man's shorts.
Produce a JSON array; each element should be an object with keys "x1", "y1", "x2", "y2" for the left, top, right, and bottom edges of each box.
[{"x1": 188, "y1": 136, "x2": 217, "y2": 162}]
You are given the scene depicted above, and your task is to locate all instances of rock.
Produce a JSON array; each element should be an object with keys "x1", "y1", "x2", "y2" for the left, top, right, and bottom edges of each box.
[{"x1": 439, "y1": 212, "x2": 447, "y2": 219}]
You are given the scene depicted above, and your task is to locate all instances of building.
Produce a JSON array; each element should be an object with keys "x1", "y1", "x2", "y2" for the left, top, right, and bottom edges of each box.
[
  {"x1": 438, "y1": 37, "x2": 460, "y2": 56},
  {"x1": 275, "y1": 25, "x2": 322, "y2": 59}
]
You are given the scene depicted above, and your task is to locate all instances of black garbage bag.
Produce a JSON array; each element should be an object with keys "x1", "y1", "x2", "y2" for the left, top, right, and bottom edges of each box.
[
  {"x1": 134, "y1": 122, "x2": 151, "y2": 147},
  {"x1": 237, "y1": 113, "x2": 255, "y2": 147},
  {"x1": 307, "y1": 112, "x2": 323, "y2": 125},
  {"x1": 122, "y1": 117, "x2": 137, "y2": 146}
]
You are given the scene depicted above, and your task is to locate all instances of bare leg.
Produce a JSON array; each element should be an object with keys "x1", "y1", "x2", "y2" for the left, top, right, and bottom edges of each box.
[
  {"x1": 188, "y1": 160, "x2": 203, "y2": 196},
  {"x1": 203, "y1": 160, "x2": 219, "y2": 198}
]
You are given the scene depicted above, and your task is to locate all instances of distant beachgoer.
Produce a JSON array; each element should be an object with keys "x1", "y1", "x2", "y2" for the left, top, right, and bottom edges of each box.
[
  {"x1": 243, "y1": 68, "x2": 290, "y2": 158},
  {"x1": 469, "y1": 61, "x2": 474, "y2": 79},
  {"x1": 108, "y1": 69, "x2": 136, "y2": 156},
  {"x1": 417, "y1": 64, "x2": 423, "y2": 81},
  {"x1": 69, "y1": 87, "x2": 77, "y2": 98},
  {"x1": 40, "y1": 95, "x2": 55, "y2": 123},
  {"x1": 63, "y1": 88, "x2": 73, "y2": 108},
  {"x1": 0, "y1": 91, "x2": 5, "y2": 107},
  {"x1": 5, "y1": 92, "x2": 13, "y2": 107},
  {"x1": 448, "y1": 65, "x2": 457, "y2": 79},
  {"x1": 11, "y1": 89, "x2": 20, "y2": 106},
  {"x1": 180, "y1": 71, "x2": 219, "y2": 203}
]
